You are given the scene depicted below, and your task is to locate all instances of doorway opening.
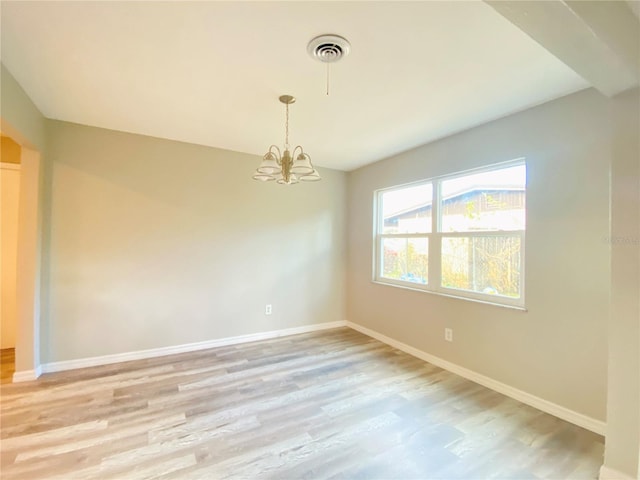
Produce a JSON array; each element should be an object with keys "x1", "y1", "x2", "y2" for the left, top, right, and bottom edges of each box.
[
  {"x1": 1, "y1": 136, "x2": 21, "y2": 383},
  {"x1": 0, "y1": 124, "x2": 42, "y2": 383}
]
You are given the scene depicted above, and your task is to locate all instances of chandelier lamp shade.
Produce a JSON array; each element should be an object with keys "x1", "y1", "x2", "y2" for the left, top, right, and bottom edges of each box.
[{"x1": 252, "y1": 95, "x2": 320, "y2": 184}]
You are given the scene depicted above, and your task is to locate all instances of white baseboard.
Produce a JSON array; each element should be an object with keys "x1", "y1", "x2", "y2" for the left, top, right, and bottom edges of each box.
[
  {"x1": 11, "y1": 319, "x2": 608, "y2": 438},
  {"x1": 346, "y1": 321, "x2": 606, "y2": 436},
  {"x1": 12, "y1": 365, "x2": 42, "y2": 383},
  {"x1": 41, "y1": 321, "x2": 347, "y2": 375},
  {"x1": 600, "y1": 465, "x2": 636, "y2": 480}
]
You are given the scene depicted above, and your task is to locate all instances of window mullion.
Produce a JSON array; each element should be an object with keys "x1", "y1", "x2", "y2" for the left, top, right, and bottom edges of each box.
[
  {"x1": 429, "y1": 181, "x2": 441, "y2": 289},
  {"x1": 379, "y1": 233, "x2": 431, "y2": 239},
  {"x1": 373, "y1": 190, "x2": 381, "y2": 282},
  {"x1": 520, "y1": 230, "x2": 526, "y2": 303}
]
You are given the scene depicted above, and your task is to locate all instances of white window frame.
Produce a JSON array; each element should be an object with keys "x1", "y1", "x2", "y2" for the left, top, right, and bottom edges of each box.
[
  {"x1": 374, "y1": 159, "x2": 526, "y2": 308},
  {"x1": 374, "y1": 180, "x2": 433, "y2": 291}
]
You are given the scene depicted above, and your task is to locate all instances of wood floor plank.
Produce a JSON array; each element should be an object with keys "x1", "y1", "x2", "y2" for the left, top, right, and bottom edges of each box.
[
  {"x1": 0, "y1": 328, "x2": 603, "y2": 479},
  {"x1": 0, "y1": 349, "x2": 15, "y2": 386}
]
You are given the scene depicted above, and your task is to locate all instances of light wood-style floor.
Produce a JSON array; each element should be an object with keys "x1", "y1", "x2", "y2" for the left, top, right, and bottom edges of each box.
[
  {"x1": 0, "y1": 328, "x2": 603, "y2": 479},
  {"x1": 0, "y1": 349, "x2": 15, "y2": 385}
]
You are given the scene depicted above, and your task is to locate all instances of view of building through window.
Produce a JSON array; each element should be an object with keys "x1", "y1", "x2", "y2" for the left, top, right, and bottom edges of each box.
[
  {"x1": 380, "y1": 183, "x2": 431, "y2": 283},
  {"x1": 376, "y1": 162, "x2": 526, "y2": 305}
]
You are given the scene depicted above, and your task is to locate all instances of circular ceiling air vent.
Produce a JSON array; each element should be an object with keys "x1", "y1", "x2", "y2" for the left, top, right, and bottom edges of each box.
[{"x1": 307, "y1": 34, "x2": 351, "y2": 63}]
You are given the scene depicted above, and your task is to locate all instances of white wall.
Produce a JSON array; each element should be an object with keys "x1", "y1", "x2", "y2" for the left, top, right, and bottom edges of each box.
[
  {"x1": 347, "y1": 88, "x2": 610, "y2": 422},
  {"x1": 1, "y1": 163, "x2": 20, "y2": 348},
  {"x1": 43, "y1": 121, "x2": 346, "y2": 363}
]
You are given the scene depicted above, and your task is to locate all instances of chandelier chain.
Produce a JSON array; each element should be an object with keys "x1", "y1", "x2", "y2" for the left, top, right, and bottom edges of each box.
[
  {"x1": 285, "y1": 102, "x2": 290, "y2": 149},
  {"x1": 326, "y1": 63, "x2": 330, "y2": 96}
]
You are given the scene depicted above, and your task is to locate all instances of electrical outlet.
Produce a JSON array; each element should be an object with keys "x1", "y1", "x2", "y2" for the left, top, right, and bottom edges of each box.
[
  {"x1": 444, "y1": 328, "x2": 453, "y2": 342},
  {"x1": 265, "y1": 304, "x2": 272, "y2": 315}
]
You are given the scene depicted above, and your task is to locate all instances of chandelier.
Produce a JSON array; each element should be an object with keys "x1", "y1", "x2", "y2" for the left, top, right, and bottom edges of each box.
[{"x1": 252, "y1": 95, "x2": 320, "y2": 184}]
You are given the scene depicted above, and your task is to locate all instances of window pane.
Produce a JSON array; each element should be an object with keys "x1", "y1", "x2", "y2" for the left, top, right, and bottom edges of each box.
[
  {"x1": 381, "y1": 237, "x2": 428, "y2": 285},
  {"x1": 440, "y1": 164, "x2": 525, "y2": 232},
  {"x1": 381, "y1": 183, "x2": 432, "y2": 234},
  {"x1": 441, "y1": 235, "x2": 521, "y2": 297}
]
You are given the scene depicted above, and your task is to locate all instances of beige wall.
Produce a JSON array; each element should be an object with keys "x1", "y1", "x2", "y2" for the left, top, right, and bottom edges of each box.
[
  {"x1": 43, "y1": 121, "x2": 346, "y2": 362},
  {"x1": 347, "y1": 88, "x2": 610, "y2": 421},
  {"x1": 0, "y1": 64, "x2": 46, "y2": 152},
  {"x1": 1, "y1": 163, "x2": 21, "y2": 348},
  {"x1": 603, "y1": 88, "x2": 640, "y2": 479}
]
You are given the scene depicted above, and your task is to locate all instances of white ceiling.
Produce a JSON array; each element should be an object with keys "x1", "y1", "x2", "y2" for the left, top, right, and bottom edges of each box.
[{"x1": 1, "y1": 1, "x2": 590, "y2": 171}]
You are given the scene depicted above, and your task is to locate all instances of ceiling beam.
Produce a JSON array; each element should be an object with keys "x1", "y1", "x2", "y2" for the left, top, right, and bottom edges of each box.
[{"x1": 485, "y1": 1, "x2": 640, "y2": 97}]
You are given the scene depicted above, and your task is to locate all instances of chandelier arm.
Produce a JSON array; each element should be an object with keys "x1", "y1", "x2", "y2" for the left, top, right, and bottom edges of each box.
[
  {"x1": 268, "y1": 145, "x2": 283, "y2": 164},
  {"x1": 292, "y1": 145, "x2": 304, "y2": 158}
]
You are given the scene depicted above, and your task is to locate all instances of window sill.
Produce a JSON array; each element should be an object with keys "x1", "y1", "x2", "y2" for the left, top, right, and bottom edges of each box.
[{"x1": 371, "y1": 280, "x2": 528, "y2": 312}]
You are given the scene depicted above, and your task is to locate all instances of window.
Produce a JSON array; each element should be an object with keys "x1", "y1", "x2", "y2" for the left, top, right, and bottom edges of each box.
[
  {"x1": 378, "y1": 183, "x2": 432, "y2": 286},
  {"x1": 375, "y1": 161, "x2": 526, "y2": 307}
]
